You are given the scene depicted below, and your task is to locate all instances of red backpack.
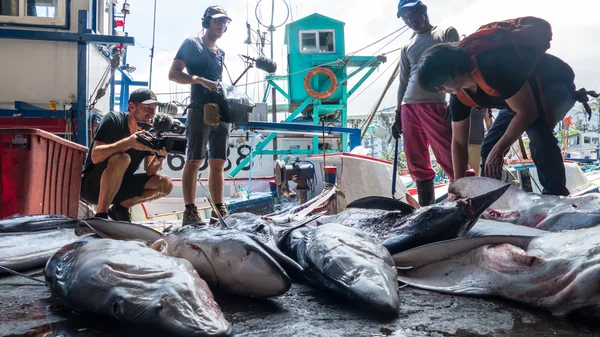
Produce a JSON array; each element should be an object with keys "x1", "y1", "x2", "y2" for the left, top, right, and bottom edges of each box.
[{"x1": 455, "y1": 17, "x2": 554, "y2": 120}]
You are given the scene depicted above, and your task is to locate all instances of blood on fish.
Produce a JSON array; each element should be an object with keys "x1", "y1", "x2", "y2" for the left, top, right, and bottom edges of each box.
[
  {"x1": 187, "y1": 243, "x2": 202, "y2": 253},
  {"x1": 484, "y1": 209, "x2": 520, "y2": 220}
]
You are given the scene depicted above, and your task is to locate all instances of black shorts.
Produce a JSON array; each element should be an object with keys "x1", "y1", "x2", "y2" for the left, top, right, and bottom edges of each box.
[
  {"x1": 185, "y1": 104, "x2": 230, "y2": 162},
  {"x1": 80, "y1": 162, "x2": 152, "y2": 205}
]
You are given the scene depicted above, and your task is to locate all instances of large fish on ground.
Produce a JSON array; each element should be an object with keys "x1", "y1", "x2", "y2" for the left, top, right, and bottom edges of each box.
[
  {"x1": 279, "y1": 223, "x2": 400, "y2": 315},
  {"x1": 534, "y1": 210, "x2": 600, "y2": 231},
  {"x1": 314, "y1": 184, "x2": 510, "y2": 255},
  {"x1": 449, "y1": 176, "x2": 600, "y2": 228},
  {"x1": 83, "y1": 218, "x2": 292, "y2": 299},
  {"x1": 395, "y1": 226, "x2": 600, "y2": 317},
  {"x1": 467, "y1": 219, "x2": 548, "y2": 237},
  {"x1": 223, "y1": 212, "x2": 331, "y2": 276},
  {"x1": 0, "y1": 229, "x2": 89, "y2": 273},
  {"x1": 44, "y1": 237, "x2": 232, "y2": 336},
  {"x1": 0, "y1": 214, "x2": 80, "y2": 233}
]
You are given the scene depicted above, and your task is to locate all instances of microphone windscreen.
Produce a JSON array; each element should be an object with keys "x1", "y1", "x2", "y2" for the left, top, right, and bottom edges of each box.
[
  {"x1": 255, "y1": 56, "x2": 277, "y2": 73},
  {"x1": 153, "y1": 113, "x2": 173, "y2": 132}
]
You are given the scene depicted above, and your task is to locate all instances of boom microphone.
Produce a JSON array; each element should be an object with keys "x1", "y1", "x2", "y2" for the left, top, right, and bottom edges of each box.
[
  {"x1": 241, "y1": 55, "x2": 277, "y2": 73},
  {"x1": 152, "y1": 113, "x2": 174, "y2": 132}
]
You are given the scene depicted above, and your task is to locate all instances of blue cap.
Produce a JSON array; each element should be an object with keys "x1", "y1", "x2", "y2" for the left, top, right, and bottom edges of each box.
[{"x1": 397, "y1": 0, "x2": 422, "y2": 18}]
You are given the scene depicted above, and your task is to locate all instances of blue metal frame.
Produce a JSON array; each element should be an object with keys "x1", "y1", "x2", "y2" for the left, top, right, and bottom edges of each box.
[
  {"x1": 0, "y1": 10, "x2": 135, "y2": 147},
  {"x1": 235, "y1": 122, "x2": 361, "y2": 150},
  {"x1": 0, "y1": 0, "x2": 71, "y2": 30}
]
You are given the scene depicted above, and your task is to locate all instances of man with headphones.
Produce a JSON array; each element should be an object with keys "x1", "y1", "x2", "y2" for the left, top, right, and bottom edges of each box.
[{"x1": 168, "y1": 5, "x2": 231, "y2": 225}]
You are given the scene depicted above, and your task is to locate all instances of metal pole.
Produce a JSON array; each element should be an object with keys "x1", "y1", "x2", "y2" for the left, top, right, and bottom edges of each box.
[
  {"x1": 269, "y1": 0, "x2": 277, "y2": 161},
  {"x1": 148, "y1": 0, "x2": 157, "y2": 89}
]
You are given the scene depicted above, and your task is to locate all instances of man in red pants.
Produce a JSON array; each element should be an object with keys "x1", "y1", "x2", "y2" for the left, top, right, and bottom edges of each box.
[{"x1": 391, "y1": 0, "x2": 458, "y2": 206}]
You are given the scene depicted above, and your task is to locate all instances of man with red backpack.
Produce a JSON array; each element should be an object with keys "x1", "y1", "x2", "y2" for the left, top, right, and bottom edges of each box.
[{"x1": 417, "y1": 17, "x2": 598, "y2": 196}]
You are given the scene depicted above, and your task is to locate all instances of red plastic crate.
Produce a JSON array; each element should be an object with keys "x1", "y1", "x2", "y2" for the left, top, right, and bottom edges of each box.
[{"x1": 0, "y1": 128, "x2": 88, "y2": 219}]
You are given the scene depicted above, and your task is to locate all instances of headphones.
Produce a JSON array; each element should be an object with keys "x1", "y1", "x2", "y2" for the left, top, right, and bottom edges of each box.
[{"x1": 202, "y1": 6, "x2": 228, "y2": 32}]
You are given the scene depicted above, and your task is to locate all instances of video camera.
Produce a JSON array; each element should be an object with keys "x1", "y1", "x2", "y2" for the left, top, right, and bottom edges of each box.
[{"x1": 135, "y1": 113, "x2": 187, "y2": 155}]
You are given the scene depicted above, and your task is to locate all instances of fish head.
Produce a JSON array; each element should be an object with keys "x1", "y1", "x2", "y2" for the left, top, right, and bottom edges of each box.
[
  {"x1": 306, "y1": 224, "x2": 399, "y2": 315},
  {"x1": 460, "y1": 183, "x2": 511, "y2": 232},
  {"x1": 53, "y1": 239, "x2": 231, "y2": 337},
  {"x1": 166, "y1": 226, "x2": 291, "y2": 299}
]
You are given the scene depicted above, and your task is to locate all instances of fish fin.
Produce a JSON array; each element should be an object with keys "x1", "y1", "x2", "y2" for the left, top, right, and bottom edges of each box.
[
  {"x1": 151, "y1": 239, "x2": 169, "y2": 254},
  {"x1": 392, "y1": 235, "x2": 533, "y2": 269},
  {"x1": 81, "y1": 217, "x2": 163, "y2": 244},
  {"x1": 346, "y1": 196, "x2": 415, "y2": 213},
  {"x1": 405, "y1": 193, "x2": 421, "y2": 209},
  {"x1": 397, "y1": 241, "x2": 539, "y2": 295},
  {"x1": 276, "y1": 211, "x2": 326, "y2": 249},
  {"x1": 162, "y1": 225, "x2": 174, "y2": 233}
]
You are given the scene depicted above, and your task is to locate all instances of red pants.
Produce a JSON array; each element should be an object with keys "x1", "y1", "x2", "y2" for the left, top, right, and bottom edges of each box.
[{"x1": 401, "y1": 103, "x2": 454, "y2": 182}]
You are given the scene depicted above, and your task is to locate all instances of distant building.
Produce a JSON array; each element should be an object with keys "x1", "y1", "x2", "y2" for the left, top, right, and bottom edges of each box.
[{"x1": 566, "y1": 132, "x2": 599, "y2": 159}]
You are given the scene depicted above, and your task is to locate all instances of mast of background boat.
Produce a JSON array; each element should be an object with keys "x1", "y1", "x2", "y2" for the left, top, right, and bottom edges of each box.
[
  {"x1": 255, "y1": 0, "x2": 290, "y2": 161},
  {"x1": 269, "y1": 0, "x2": 277, "y2": 161},
  {"x1": 148, "y1": 0, "x2": 157, "y2": 89}
]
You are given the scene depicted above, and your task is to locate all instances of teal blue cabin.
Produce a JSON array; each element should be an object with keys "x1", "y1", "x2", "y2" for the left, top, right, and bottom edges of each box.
[{"x1": 284, "y1": 13, "x2": 347, "y2": 107}]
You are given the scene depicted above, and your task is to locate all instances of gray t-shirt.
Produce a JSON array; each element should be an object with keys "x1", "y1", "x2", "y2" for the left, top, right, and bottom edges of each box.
[
  {"x1": 469, "y1": 108, "x2": 486, "y2": 145},
  {"x1": 397, "y1": 26, "x2": 460, "y2": 105}
]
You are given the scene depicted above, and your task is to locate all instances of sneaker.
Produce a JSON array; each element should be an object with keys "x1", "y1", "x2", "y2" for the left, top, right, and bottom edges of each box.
[
  {"x1": 108, "y1": 205, "x2": 131, "y2": 222},
  {"x1": 182, "y1": 205, "x2": 206, "y2": 226},
  {"x1": 209, "y1": 204, "x2": 229, "y2": 225}
]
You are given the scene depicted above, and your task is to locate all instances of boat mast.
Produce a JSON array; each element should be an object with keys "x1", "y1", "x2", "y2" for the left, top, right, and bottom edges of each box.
[{"x1": 148, "y1": 0, "x2": 157, "y2": 89}]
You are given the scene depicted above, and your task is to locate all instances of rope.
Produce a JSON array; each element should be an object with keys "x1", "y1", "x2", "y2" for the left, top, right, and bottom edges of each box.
[{"x1": 155, "y1": 27, "x2": 412, "y2": 97}]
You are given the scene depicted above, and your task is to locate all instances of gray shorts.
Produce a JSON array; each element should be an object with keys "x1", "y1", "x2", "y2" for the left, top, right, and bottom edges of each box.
[{"x1": 185, "y1": 104, "x2": 230, "y2": 162}]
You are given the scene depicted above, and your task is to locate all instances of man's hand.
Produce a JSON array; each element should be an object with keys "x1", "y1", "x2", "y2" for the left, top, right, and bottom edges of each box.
[
  {"x1": 127, "y1": 131, "x2": 156, "y2": 152},
  {"x1": 485, "y1": 146, "x2": 505, "y2": 179},
  {"x1": 155, "y1": 147, "x2": 168, "y2": 159},
  {"x1": 392, "y1": 108, "x2": 403, "y2": 140},
  {"x1": 194, "y1": 76, "x2": 217, "y2": 91}
]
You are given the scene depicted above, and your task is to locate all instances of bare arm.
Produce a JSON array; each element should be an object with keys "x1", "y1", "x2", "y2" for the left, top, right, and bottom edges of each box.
[
  {"x1": 168, "y1": 58, "x2": 217, "y2": 90},
  {"x1": 91, "y1": 131, "x2": 155, "y2": 165},
  {"x1": 91, "y1": 138, "x2": 133, "y2": 165},
  {"x1": 144, "y1": 148, "x2": 167, "y2": 176},
  {"x1": 451, "y1": 118, "x2": 471, "y2": 181},
  {"x1": 484, "y1": 109, "x2": 493, "y2": 131}
]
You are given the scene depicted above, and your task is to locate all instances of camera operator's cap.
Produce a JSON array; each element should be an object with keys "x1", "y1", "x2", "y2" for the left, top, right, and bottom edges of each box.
[
  {"x1": 129, "y1": 88, "x2": 163, "y2": 106},
  {"x1": 204, "y1": 5, "x2": 231, "y2": 21},
  {"x1": 397, "y1": 0, "x2": 422, "y2": 18}
]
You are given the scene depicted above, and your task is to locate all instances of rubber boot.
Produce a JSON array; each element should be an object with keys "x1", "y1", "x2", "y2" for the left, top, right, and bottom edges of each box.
[{"x1": 416, "y1": 179, "x2": 436, "y2": 207}]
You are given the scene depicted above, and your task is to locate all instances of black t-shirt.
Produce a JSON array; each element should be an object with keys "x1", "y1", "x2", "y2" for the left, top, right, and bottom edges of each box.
[
  {"x1": 449, "y1": 45, "x2": 575, "y2": 122},
  {"x1": 82, "y1": 112, "x2": 151, "y2": 176},
  {"x1": 174, "y1": 37, "x2": 225, "y2": 103}
]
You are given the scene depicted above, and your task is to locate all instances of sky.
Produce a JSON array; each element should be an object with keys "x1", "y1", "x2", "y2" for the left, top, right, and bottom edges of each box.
[{"x1": 118, "y1": 0, "x2": 600, "y2": 117}]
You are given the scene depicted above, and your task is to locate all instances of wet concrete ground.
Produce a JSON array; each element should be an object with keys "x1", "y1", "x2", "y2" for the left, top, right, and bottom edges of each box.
[{"x1": 1, "y1": 269, "x2": 599, "y2": 337}]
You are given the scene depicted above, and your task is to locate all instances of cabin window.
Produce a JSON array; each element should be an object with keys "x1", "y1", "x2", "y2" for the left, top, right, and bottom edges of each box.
[
  {"x1": 593, "y1": 137, "x2": 599, "y2": 145},
  {"x1": 299, "y1": 30, "x2": 335, "y2": 54},
  {"x1": 0, "y1": 0, "x2": 67, "y2": 27},
  {"x1": 584, "y1": 136, "x2": 591, "y2": 144},
  {"x1": 569, "y1": 137, "x2": 579, "y2": 146}
]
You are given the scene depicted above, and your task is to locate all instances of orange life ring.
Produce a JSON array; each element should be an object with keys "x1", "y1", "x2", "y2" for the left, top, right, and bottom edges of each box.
[{"x1": 304, "y1": 67, "x2": 338, "y2": 99}]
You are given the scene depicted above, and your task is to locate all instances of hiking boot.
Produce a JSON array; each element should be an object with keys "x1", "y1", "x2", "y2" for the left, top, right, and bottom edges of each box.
[
  {"x1": 209, "y1": 204, "x2": 229, "y2": 225},
  {"x1": 108, "y1": 205, "x2": 131, "y2": 222},
  {"x1": 182, "y1": 205, "x2": 206, "y2": 226}
]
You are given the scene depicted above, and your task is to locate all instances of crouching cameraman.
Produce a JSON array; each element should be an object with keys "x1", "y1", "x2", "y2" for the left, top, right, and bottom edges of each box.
[{"x1": 80, "y1": 88, "x2": 174, "y2": 222}]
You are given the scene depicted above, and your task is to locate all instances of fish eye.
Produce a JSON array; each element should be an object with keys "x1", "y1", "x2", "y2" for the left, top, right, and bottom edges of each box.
[
  {"x1": 323, "y1": 256, "x2": 333, "y2": 268},
  {"x1": 112, "y1": 297, "x2": 125, "y2": 317}
]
